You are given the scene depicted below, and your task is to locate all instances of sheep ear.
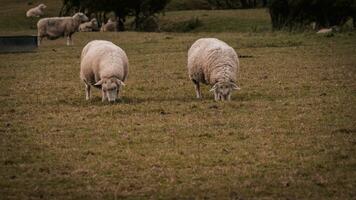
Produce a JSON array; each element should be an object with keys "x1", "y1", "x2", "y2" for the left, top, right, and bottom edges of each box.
[
  {"x1": 209, "y1": 83, "x2": 218, "y2": 92},
  {"x1": 94, "y1": 79, "x2": 103, "y2": 86},
  {"x1": 231, "y1": 83, "x2": 241, "y2": 90},
  {"x1": 116, "y1": 79, "x2": 125, "y2": 87}
]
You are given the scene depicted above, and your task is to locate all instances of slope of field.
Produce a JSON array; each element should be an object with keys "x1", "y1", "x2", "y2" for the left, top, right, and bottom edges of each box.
[
  {"x1": 159, "y1": 9, "x2": 271, "y2": 32},
  {"x1": 0, "y1": 0, "x2": 61, "y2": 34},
  {"x1": 1, "y1": 1, "x2": 356, "y2": 199}
]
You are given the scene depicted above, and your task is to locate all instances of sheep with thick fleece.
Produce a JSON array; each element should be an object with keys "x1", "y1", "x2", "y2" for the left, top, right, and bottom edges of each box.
[
  {"x1": 26, "y1": 4, "x2": 46, "y2": 17},
  {"x1": 37, "y1": 12, "x2": 88, "y2": 46},
  {"x1": 80, "y1": 40, "x2": 129, "y2": 102},
  {"x1": 79, "y1": 18, "x2": 99, "y2": 32},
  {"x1": 100, "y1": 18, "x2": 117, "y2": 32},
  {"x1": 187, "y1": 38, "x2": 240, "y2": 101}
]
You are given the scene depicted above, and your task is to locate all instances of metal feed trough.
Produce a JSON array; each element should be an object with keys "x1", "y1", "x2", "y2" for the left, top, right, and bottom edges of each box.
[{"x1": 0, "y1": 35, "x2": 37, "y2": 53}]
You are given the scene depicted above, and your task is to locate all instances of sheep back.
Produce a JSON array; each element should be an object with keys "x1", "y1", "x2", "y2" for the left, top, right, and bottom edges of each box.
[
  {"x1": 187, "y1": 38, "x2": 239, "y2": 85},
  {"x1": 80, "y1": 40, "x2": 129, "y2": 86},
  {"x1": 37, "y1": 17, "x2": 80, "y2": 39}
]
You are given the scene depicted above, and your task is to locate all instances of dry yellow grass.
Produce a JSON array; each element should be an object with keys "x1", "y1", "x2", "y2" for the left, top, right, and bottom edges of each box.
[
  {"x1": 0, "y1": 2, "x2": 356, "y2": 199},
  {"x1": 1, "y1": 31, "x2": 355, "y2": 199}
]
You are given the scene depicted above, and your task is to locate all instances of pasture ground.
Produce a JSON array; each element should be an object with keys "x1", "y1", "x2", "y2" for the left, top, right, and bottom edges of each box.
[{"x1": 0, "y1": 1, "x2": 356, "y2": 199}]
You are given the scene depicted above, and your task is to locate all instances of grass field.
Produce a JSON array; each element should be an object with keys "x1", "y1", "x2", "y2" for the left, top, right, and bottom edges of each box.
[{"x1": 1, "y1": 1, "x2": 356, "y2": 200}]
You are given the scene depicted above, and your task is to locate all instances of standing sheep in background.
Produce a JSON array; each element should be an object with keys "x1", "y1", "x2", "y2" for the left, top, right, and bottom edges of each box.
[
  {"x1": 80, "y1": 40, "x2": 129, "y2": 102},
  {"x1": 100, "y1": 18, "x2": 117, "y2": 32},
  {"x1": 37, "y1": 12, "x2": 88, "y2": 46},
  {"x1": 79, "y1": 18, "x2": 99, "y2": 32},
  {"x1": 26, "y1": 3, "x2": 46, "y2": 17},
  {"x1": 187, "y1": 38, "x2": 240, "y2": 101}
]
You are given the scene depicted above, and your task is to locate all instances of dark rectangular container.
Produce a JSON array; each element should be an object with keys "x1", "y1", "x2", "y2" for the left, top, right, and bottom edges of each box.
[{"x1": 0, "y1": 35, "x2": 37, "y2": 53}]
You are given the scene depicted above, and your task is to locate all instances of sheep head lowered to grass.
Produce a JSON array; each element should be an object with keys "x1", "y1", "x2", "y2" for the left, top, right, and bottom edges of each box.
[
  {"x1": 187, "y1": 38, "x2": 240, "y2": 101},
  {"x1": 80, "y1": 40, "x2": 129, "y2": 102}
]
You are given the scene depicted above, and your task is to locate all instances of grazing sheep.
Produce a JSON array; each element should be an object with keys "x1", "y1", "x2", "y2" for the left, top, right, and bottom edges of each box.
[
  {"x1": 80, "y1": 40, "x2": 129, "y2": 102},
  {"x1": 37, "y1": 12, "x2": 88, "y2": 46},
  {"x1": 79, "y1": 18, "x2": 99, "y2": 32},
  {"x1": 100, "y1": 18, "x2": 117, "y2": 32},
  {"x1": 187, "y1": 38, "x2": 240, "y2": 101},
  {"x1": 26, "y1": 3, "x2": 46, "y2": 17}
]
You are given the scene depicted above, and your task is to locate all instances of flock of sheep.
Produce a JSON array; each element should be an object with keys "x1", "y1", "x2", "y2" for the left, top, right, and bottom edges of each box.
[
  {"x1": 27, "y1": 4, "x2": 241, "y2": 102},
  {"x1": 26, "y1": 4, "x2": 118, "y2": 46}
]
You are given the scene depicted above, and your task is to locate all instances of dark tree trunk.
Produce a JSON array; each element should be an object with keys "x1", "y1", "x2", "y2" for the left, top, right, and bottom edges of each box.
[
  {"x1": 262, "y1": 0, "x2": 267, "y2": 7},
  {"x1": 114, "y1": 10, "x2": 126, "y2": 32},
  {"x1": 134, "y1": 6, "x2": 141, "y2": 30},
  {"x1": 240, "y1": 0, "x2": 248, "y2": 8}
]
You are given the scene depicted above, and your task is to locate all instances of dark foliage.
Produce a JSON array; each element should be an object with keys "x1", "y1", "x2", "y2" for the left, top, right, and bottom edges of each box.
[
  {"x1": 269, "y1": 0, "x2": 356, "y2": 30},
  {"x1": 166, "y1": 0, "x2": 268, "y2": 11},
  {"x1": 60, "y1": 0, "x2": 170, "y2": 31}
]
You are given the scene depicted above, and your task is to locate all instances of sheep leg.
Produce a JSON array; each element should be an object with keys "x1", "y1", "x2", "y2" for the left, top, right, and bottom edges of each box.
[
  {"x1": 227, "y1": 94, "x2": 231, "y2": 101},
  {"x1": 214, "y1": 91, "x2": 220, "y2": 101},
  {"x1": 37, "y1": 36, "x2": 42, "y2": 46},
  {"x1": 101, "y1": 90, "x2": 107, "y2": 102},
  {"x1": 85, "y1": 84, "x2": 91, "y2": 100},
  {"x1": 66, "y1": 36, "x2": 70, "y2": 46},
  {"x1": 117, "y1": 90, "x2": 121, "y2": 100},
  {"x1": 192, "y1": 80, "x2": 201, "y2": 99}
]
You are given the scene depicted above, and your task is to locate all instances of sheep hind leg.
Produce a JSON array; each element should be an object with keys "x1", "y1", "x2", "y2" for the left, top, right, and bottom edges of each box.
[
  {"x1": 66, "y1": 36, "x2": 70, "y2": 46},
  {"x1": 192, "y1": 80, "x2": 201, "y2": 99},
  {"x1": 85, "y1": 83, "x2": 91, "y2": 100}
]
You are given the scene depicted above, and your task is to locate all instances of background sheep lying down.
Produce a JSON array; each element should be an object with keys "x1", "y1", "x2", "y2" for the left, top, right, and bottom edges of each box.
[
  {"x1": 37, "y1": 12, "x2": 88, "y2": 46},
  {"x1": 79, "y1": 18, "x2": 99, "y2": 32},
  {"x1": 26, "y1": 3, "x2": 46, "y2": 18},
  {"x1": 80, "y1": 40, "x2": 129, "y2": 102},
  {"x1": 100, "y1": 18, "x2": 117, "y2": 32},
  {"x1": 187, "y1": 38, "x2": 240, "y2": 101}
]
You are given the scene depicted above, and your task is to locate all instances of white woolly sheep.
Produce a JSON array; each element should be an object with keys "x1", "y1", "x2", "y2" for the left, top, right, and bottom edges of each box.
[
  {"x1": 37, "y1": 12, "x2": 88, "y2": 46},
  {"x1": 79, "y1": 18, "x2": 99, "y2": 32},
  {"x1": 100, "y1": 18, "x2": 117, "y2": 32},
  {"x1": 80, "y1": 40, "x2": 129, "y2": 102},
  {"x1": 317, "y1": 28, "x2": 333, "y2": 34},
  {"x1": 187, "y1": 38, "x2": 240, "y2": 101},
  {"x1": 317, "y1": 26, "x2": 339, "y2": 34},
  {"x1": 26, "y1": 4, "x2": 46, "y2": 18}
]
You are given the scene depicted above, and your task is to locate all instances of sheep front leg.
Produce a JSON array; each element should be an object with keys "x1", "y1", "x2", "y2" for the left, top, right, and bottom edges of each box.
[
  {"x1": 117, "y1": 90, "x2": 121, "y2": 100},
  {"x1": 192, "y1": 80, "x2": 201, "y2": 99},
  {"x1": 37, "y1": 35, "x2": 42, "y2": 46},
  {"x1": 101, "y1": 90, "x2": 107, "y2": 102},
  {"x1": 227, "y1": 94, "x2": 231, "y2": 101},
  {"x1": 85, "y1": 84, "x2": 91, "y2": 100},
  {"x1": 214, "y1": 91, "x2": 220, "y2": 101}
]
